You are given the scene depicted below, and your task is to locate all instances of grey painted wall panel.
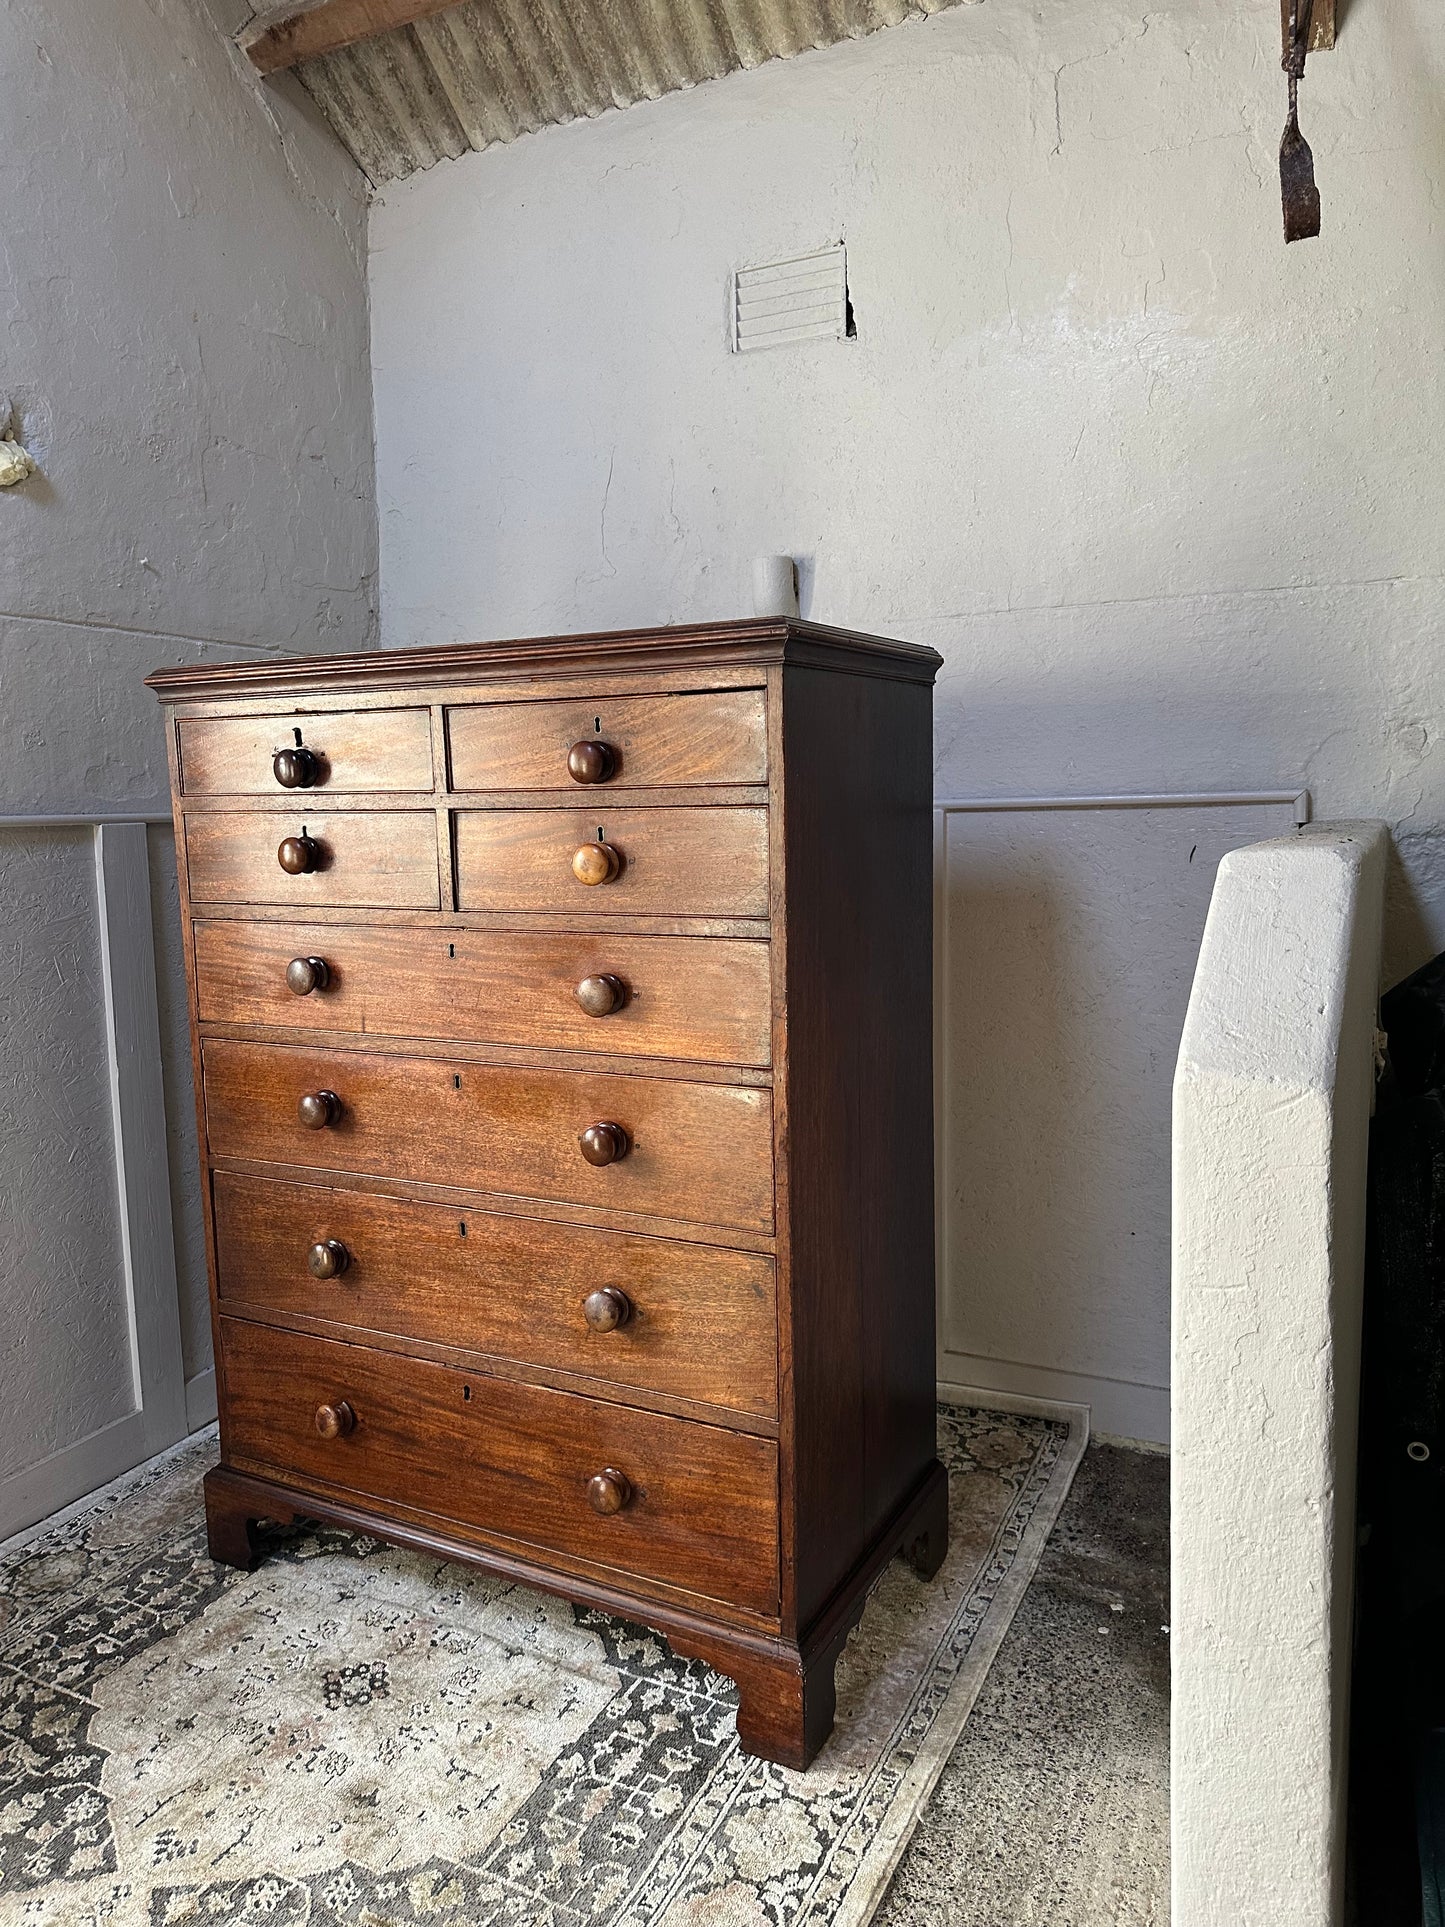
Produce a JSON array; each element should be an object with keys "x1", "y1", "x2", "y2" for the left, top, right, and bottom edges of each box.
[
  {"x1": 0, "y1": 0, "x2": 374, "y2": 1509},
  {"x1": 0, "y1": 832, "x2": 133, "y2": 1481},
  {"x1": 936, "y1": 799, "x2": 1299, "y2": 1442}
]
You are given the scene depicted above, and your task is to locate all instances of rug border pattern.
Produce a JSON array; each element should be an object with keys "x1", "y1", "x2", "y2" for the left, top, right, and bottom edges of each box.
[{"x1": 0, "y1": 1394, "x2": 1089, "y2": 1927}]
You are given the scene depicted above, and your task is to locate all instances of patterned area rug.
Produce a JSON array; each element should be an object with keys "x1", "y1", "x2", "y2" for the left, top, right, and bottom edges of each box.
[{"x1": 0, "y1": 1401, "x2": 1083, "y2": 1927}]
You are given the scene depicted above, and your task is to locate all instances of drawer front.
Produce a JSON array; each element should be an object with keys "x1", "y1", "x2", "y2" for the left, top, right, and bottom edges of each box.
[
  {"x1": 194, "y1": 920, "x2": 773, "y2": 1067},
  {"x1": 179, "y1": 709, "x2": 433, "y2": 796},
  {"x1": 185, "y1": 812, "x2": 440, "y2": 910},
  {"x1": 203, "y1": 1040, "x2": 774, "y2": 1232},
  {"x1": 214, "y1": 1174, "x2": 778, "y2": 1419},
  {"x1": 447, "y1": 689, "x2": 767, "y2": 793},
  {"x1": 455, "y1": 807, "x2": 769, "y2": 918},
  {"x1": 220, "y1": 1318, "x2": 780, "y2": 1616}
]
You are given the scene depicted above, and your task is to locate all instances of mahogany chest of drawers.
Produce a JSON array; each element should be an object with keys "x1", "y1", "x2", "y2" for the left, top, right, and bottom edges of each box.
[{"x1": 148, "y1": 619, "x2": 946, "y2": 1768}]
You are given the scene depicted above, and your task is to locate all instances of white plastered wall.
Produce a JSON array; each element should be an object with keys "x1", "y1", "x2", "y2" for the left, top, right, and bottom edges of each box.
[
  {"x1": 1172, "y1": 822, "x2": 1387, "y2": 1926},
  {"x1": 0, "y1": 0, "x2": 376, "y2": 1529},
  {"x1": 368, "y1": 0, "x2": 1445, "y2": 1434}
]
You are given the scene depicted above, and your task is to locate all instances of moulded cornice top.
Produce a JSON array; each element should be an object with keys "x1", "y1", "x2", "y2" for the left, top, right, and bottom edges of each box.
[{"x1": 145, "y1": 618, "x2": 943, "y2": 704}]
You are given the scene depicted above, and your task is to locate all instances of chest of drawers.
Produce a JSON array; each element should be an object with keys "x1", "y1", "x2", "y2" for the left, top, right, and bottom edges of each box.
[{"x1": 148, "y1": 619, "x2": 946, "y2": 1769}]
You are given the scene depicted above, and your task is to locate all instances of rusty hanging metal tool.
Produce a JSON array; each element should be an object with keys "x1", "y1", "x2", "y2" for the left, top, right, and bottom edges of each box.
[{"x1": 1280, "y1": 0, "x2": 1321, "y2": 242}]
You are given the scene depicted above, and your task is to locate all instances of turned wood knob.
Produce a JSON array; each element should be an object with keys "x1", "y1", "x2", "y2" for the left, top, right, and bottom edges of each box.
[
  {"x1": 568, "y1": 739, "x2": 616, "y2": 784},
  {"x1": 307, "y1": 1238, "x2": 350, "y2": 1279},
  {"x1": 579, "y1": 1121, "x2": 628, "y2": 1166},
  {"x1": 587, "y1": 1468, "x2": 632, "y2": 1515},
  {"x1": 277, "y1": 833, "x2": 319, "y2": 875},
  {"x1": 314, "y1": 1400, "x2": 355, "y2": 1439},
  {"x1": 583, "y1": 1286, "x2": 633, "y2": 1332},
  {"x1": 575, "y1": 973, "x2": 626, "y2": 1017},
  {"x1": 273, "y1": 745, "x2": 320, "y2": 789},
  {"x1": 286, "y1": 956, "x2": 330, "y2": 996},
  {"x1": 297, "y1": 1089, "x2": 340, "y2": 1130},
  {"x1": 572, "y1": 841, "x2": 621, "y2": 887}
]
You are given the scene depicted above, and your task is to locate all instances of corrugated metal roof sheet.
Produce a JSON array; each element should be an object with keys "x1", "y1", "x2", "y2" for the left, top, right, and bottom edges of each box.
[{"x1": 270, "y1": 0, "x2": 971, "y2": 185}]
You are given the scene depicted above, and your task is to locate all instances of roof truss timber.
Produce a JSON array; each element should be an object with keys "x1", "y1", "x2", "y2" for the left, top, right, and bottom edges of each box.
[{"x1": 240, "y1": 0, "x2": 462, "y2": 75}]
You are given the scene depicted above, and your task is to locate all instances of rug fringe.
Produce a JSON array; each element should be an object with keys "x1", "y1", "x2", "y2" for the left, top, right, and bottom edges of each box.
[{"x1": 834, "y1": 1399, "x2": 1091, "y2": 1927}]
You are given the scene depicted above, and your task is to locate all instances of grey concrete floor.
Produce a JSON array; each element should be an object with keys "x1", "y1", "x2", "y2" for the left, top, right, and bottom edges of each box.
[{"x1": 877, "y1": 1441, "x2": 1171, "y2": 1926}]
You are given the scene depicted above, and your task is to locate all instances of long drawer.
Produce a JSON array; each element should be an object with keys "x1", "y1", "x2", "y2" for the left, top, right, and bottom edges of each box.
[
  {"x1": 179, "y1": 708, "x2": 434, "y2": 795},
  {"x1": 214, "y1": 1173, "x2": 779, "y2": 1419},
  {"x1": 185, "y1": 811, "x2": 440, "y2": 909},
  {"x1": 446, "y1": 689, "x2": 768, "y2": 792},
  {"x1": 454, "y1": 807, "x2": 769, "y2": 917},
  {"x1": 194, "y1": 920, "x2": 773, "y2": 1067},
  {"x1": 203, "y1": 1039, "x2": 775, "y2": 1232},
  {"x1": 220, "y1": 1319, "x2": 780, "y2": 1616}
]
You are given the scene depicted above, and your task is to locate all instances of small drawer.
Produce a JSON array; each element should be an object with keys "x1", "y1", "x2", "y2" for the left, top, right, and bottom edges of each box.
[
  {"x1": 455, "y1": 806, "x2": 769, "y2": 918},
  {"x1": 179, "y1": 708, "x2": 433, "y2": 795},
  {"x1": 220, "y1": 1318, "x2": 780, "y2": 1616},
  {"x1": 194, "y1": 920, "x2": 773, "y2": 1067},
  {"x1": 214, "y1": 1173, "x2": 778, "y2": 1420},
  {"x1": 447, "y1": 690, "x2": 766, "y2": 793},
  {"x1": 185, "y1": 812, "x2": 440, "y2": 910},
  {"x1": 203, "y1": 1040, "x2": 774, "y2": 1233}
]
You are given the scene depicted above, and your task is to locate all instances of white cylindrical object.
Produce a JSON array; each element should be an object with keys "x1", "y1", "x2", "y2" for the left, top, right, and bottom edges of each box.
[{"x1": 752, "y1": 554, "x2": 799, "y2": 618}]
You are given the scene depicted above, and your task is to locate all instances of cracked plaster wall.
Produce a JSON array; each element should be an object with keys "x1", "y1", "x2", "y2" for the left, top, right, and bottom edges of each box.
[
  {"x1": 370, "y1": 0, "x2": 1445, "y2": 1427},
  {"x1": 0, "y1": 0, "x2": 376, "y2": 1485}
]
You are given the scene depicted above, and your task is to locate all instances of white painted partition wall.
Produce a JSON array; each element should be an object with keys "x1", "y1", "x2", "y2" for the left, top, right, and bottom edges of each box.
[{"x1": 1172, "y1": 823, "x2": 1387, "y2": 1927}]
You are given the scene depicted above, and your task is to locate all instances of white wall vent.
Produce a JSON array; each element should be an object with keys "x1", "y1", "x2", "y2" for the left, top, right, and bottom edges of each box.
[{"x1": 732, "y1": 244, "x2": 852, "y2": 353}]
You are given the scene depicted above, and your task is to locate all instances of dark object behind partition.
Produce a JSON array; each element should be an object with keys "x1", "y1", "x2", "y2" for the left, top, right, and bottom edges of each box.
[{"x1": 1352, "y1": 952, "x2": 1445, "y2": 1922}]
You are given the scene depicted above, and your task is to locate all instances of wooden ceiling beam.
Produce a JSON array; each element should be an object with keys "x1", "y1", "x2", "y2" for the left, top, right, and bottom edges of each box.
[
  {"x1": 1280, "y1": 0, "x2": 1335, "y2": 53},
  {"x1": 239, "y1": 0, "x2": 462, "y2": 75}
]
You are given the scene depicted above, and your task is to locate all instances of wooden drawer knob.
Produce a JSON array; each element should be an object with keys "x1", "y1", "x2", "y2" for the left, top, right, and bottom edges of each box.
[
  {"x1": 579, "y1": 1121, "x2": 628, "y2": 1166},
  {"x1": 307, "y1": 1238, "x2": 350, "y2": 1279},
  {"x1": 568, "y1": 739, "x2": 615, "y2": 784},
  {"x1": 572, "y1": 841, "x2": 620, "y2": 887},
  {"x1": 297, "y1": 1089, "x2": 340, "y2": 1130},
  {"x1": 273, "y1": 745, "x2": 320, "y2": 789},
  {"x1": 587, "y1": 1468, "x2": 632, "y2": 1515},
  {"x1": 277, "y1": 833, "x2": 319, "y2": 875},
  {"x1": 583, "y1": 1286, "x2": 632, "y2": 1332},
  {"x1": 315, "y1": 1400, "x2": 356, "y2": 1439},
  {"x1": 286, "y1": 956, "x2": 330, "y2": 996},
  {"x1": 575, "y1": 973, "x2": 626, "y2": 1017}
]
